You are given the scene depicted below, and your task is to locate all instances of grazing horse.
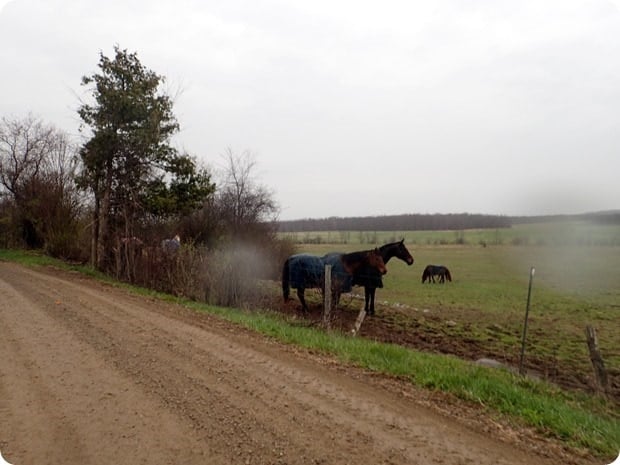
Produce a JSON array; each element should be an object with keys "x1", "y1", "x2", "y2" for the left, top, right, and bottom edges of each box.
[
  {"x1": 422, "y1": 265, "x2": 452, "y2": 283},
  {"x1": 351, "y1": 239, "x2": 414, "y2": 316},
  {"x1": 282, "y1": 248, "x2": 387, "y2": 313}
]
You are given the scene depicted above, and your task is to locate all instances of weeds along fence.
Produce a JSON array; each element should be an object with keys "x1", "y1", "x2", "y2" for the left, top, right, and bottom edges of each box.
[{"x1": 112, "y1": 239, "x2": 293, "y2": 308}]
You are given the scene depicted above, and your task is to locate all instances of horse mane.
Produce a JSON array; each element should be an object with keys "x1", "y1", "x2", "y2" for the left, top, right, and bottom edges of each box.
[
  {"x1": 342, "y1": 250, "x2": 368, "y2": 261},
  {"x1": 378, "y1": 239, "x2": 404, "y2": 253}
]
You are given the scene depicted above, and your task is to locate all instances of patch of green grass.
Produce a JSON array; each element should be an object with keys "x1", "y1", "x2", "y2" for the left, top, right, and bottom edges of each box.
[
  {"x1": 0, "y1": 249, "x2": 107, "y2": 279},
  {"x1": 0, "y1": 249, "x2": 60, "y2": 266}
]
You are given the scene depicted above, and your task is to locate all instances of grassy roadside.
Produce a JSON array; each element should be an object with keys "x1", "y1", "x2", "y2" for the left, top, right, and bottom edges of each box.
[{"x1": 1, "y1": 249, "x2": 618, "y2": 460}]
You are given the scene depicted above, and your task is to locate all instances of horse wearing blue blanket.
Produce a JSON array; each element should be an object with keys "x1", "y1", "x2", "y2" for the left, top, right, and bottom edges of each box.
[{"x1": 282, "y1": 249, "x2": 387, "y2": 313}]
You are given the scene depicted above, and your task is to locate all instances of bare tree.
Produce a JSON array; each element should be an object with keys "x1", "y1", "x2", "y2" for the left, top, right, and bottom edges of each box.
[
  {"x1": 0, "y1": 114, "x2": 81, "y2": 252},
  {"x1": 216, "y1": 148, "x2": 279, "y2": 236},
  {"x1": 0, "y1": 115, "x2": 53, "y2": 201}
]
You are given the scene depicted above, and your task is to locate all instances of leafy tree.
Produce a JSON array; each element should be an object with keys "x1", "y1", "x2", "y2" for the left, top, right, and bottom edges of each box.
[{"x1": 77, "y1": 46, "x2": 214, "y2": 269}]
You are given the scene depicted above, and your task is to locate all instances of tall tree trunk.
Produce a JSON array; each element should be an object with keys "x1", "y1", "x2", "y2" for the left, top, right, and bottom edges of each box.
[
  {"x1": 96, "y1": 161, "x2": 113, "y2": 270},
  {"x1": 91, "y1": 195, "x2": 99, "y2": 267}
]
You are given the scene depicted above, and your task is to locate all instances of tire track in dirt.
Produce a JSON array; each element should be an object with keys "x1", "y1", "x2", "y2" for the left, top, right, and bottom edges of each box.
[
  {"x1": 0, "y1": 272, "x2": 218, "y2": 464},
  {"x1": 0, "y1": 278, "x2": 90, "y2": 464},
  {"x1": 0, "y1": 263, "x2": 571, "y2": 464}
]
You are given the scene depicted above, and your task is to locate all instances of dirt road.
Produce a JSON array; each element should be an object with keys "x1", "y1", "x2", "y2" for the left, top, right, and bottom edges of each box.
[{"x1": 0, "y1": 262, "x2": 572, "y2": 465}]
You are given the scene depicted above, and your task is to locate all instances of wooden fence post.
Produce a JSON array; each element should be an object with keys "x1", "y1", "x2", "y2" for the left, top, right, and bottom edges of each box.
[
  {"x1": 585, "y1": 325, "x2": 609, "y2": 395},
  {"x1": 351, "y1": 308, "x2": 367, "y2": 336},
  {"x1": 323, "y1": 265, "x2": 332, "y2": 328}
]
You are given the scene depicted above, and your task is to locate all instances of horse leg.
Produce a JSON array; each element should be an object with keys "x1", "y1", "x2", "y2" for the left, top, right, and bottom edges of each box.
[
  {"x1": 297, "y1": 288, "x2": 309, "y2": 313},
  {"x1": 363, "y1": 287, "x2": 370, "y2": 313},
  {"x1": 368, "y1": 287, "x2": 376, "y2": 316}
]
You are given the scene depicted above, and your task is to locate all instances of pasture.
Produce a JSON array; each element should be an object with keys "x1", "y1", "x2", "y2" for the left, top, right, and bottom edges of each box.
[{"x1": 280, "y1": 222, "x2": 620, "y2": 400}]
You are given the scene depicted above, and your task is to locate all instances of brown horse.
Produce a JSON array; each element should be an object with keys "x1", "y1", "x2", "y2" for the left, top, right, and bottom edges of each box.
[
  {"x1": 282, "y1": 248, "x2": 387, "y2": 313},
  {"x1": 351, "y1": 239, "x2": 414, "y2": 315}
]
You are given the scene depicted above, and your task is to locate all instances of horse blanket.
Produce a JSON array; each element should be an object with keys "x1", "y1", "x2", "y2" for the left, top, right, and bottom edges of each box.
[
  {"x1": 287, "y1": 253, "x2": 353, "y2": 292},
  {"x1": 321, "y1": 253, "x2": 353, "y2": 293}
]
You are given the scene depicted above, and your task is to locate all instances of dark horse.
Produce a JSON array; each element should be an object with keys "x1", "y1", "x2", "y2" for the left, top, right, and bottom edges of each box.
[
  {"x1": 350, "y1": 239, "x2": 414, "y2": 316},
  {"x1": 282, "y1": 248, "x2": 387, "y2": 313},
  {"x1": 422, "y1": 265, "x2": 452, "y2": 283}
]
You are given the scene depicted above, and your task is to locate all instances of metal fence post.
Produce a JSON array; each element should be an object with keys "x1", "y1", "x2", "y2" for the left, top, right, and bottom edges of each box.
[{"x1": 519, "y1": 266, "x2": 535, "y2": 375}]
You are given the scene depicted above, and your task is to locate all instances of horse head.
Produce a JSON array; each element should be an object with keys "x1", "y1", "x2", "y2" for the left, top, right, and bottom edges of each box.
[
  {"x1": 379, "y1": 239, "x2": 414, "y2": 266},
  {"x1": 397, "y1": 239, "x2": 414, "y2": 265}
]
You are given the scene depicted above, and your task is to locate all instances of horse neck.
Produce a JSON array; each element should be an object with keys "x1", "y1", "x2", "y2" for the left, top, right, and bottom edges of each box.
[{"x1": 379, "y1": 243, "x2": 402, "y2": 263}]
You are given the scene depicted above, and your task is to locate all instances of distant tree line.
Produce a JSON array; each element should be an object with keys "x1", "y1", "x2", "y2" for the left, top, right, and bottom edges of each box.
[
  {"x1": 277, "y1": 213, "x2": 512, "y2": 232},
  {"x1": 587, "y1": 212, "x2": 620, "y2": 225},
  {"x1": 278, "y1": 210, "x2": 620, "y2": 233},
  {"x1": 510, "y1": 212, "x2": 620, "y2": 225}
]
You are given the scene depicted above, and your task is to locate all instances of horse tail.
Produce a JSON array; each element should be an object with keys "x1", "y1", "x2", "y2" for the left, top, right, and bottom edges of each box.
[{"x1": 282, "y1": 258, "x2": 291, "y2": 301}]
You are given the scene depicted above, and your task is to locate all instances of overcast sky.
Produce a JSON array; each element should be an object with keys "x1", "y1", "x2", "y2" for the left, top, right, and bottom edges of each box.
[{"x1": 1, "y1": 0, "x2": 619, "y2": 220}]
